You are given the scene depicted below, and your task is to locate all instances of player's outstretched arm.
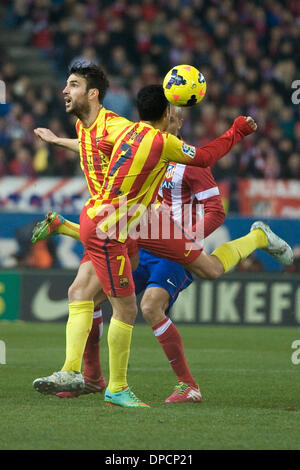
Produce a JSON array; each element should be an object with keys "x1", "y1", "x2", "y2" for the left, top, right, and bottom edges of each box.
[
  {"x1": 163, "y1": 116, "x2": 257, "y2": 167},
  {"x1": 34, "y1": 128, "x2": 79, "y2": 153}
]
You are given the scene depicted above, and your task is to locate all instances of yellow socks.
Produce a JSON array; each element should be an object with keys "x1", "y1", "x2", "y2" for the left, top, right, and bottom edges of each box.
[
  {"x1": 61, "y1": 300, "x2": 94, "y2": 373},
  {"x1": 58, "y1": 219, "x2": 81, "y2": 241},
  {"x1": 212, "y1": 229, "x2": 268, "y2": 273},
  {"x1": 107, "y1": 317, "x2": 133, "y2": 393}
]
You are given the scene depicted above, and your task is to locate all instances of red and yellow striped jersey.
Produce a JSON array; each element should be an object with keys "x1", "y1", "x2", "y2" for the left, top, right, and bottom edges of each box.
[
  {"x1": 85, "y1": 121, "x2": 206, "y2": 240},
  {"x1": 76, "y1": 107, "x2": 131, "y2": 196},
  {"x1": 84, "y1": 115, "x2": 252, "y2": 241}
]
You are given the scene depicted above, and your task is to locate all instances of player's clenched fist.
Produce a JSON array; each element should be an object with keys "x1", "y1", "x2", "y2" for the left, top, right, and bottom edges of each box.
[
  {"x1": 245, "y1": 116, "x2": 257, "y2": 131},
  {"x1": 233, "y1": 115, "x2": 257, "y2": 137}
]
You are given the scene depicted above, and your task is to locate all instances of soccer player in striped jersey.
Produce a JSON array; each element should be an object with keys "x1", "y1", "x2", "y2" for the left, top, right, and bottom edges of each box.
[
  {"x1": 132, "y1": 107, "x2": 226, "y2": 402},
  {"x1": 33, "y1": 64, "x2": 144, "y2": 406},
  {"x1": 33, "y1": 106, "x2": 225, "y2": 403},
  {"x1": 34, "y1": 63, "x2": 131, "y2": 248}
]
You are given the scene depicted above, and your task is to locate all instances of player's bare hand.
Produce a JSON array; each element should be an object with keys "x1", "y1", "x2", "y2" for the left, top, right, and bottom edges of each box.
[
  {"x1": 34, "y1": 128, "x2": 59, "y2": 144},
  {"x1": 245, "y1": 116, "x2": 257, "y2": 131}
]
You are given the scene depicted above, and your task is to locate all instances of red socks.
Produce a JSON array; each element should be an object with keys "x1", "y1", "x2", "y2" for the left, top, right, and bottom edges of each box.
[
  {"x1": 83, "y1": 309, "x2": 103, "y2": 381},
  {"x1": 84, "y1": 310, "x2": 196, "y2": 387},
  {"x1": 152, "y1": 318, "x2": 196, "y2": 387}
]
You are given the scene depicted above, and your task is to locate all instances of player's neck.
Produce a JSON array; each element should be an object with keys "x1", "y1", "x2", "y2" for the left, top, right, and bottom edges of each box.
[
  {"x1": 144, "y1": 119, "x2": 166, "y2": 132},
  {"x1": 80, "y1": 104, "x2": 102, "y2": 128}
]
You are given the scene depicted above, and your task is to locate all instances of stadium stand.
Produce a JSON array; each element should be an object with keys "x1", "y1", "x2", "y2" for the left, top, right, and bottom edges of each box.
[{"x1": 0, "y1": 0, "x2": 299, "y2": 213}]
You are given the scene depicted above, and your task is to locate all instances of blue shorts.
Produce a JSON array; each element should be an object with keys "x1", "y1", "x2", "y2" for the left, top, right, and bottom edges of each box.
[{"x1": 133, "y1": 249, "x2": 193, "y2": 313}]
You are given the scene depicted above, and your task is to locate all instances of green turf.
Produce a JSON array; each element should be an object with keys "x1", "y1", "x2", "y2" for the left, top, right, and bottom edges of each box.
[{"x1": 0, "y1": 321, "x2": 299, "y2": 450}]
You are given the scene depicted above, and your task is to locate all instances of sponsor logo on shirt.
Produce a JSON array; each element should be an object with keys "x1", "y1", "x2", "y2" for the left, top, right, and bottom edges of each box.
[
  {"x1": 181, "y1": 143, "x2": 196, "y2": 159},
  {"x1": 161, "y1": 180, "x2": 175, "y2": 189}
]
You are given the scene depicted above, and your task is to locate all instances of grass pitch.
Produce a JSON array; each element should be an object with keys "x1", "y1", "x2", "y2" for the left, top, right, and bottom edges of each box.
[{"x1": 0, "y1": 321, "x2": 299, "y2": 450}]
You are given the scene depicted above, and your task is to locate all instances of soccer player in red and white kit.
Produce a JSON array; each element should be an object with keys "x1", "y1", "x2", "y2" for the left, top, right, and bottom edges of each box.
[{"x1": 131, "y1": 106, "x2": 226, "y2": 402}]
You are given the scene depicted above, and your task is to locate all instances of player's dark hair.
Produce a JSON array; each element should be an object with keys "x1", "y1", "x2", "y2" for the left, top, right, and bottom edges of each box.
[
  {"x1": 68, "y1": 62, "x2": 109, "y2": 103},
  {"x1": 136, "y1": 85, "x2": 169, "y2": 122}
]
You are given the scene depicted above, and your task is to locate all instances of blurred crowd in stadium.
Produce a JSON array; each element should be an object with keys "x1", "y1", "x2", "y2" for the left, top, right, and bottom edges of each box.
[{"x1": 0, "y1": 0, "x2": 300, "y2": 203}]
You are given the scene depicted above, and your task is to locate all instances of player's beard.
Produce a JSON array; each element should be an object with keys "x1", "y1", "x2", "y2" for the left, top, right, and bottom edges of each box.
[{"x1": 68, "y1": 98, "x2": 91, "y2": 122}]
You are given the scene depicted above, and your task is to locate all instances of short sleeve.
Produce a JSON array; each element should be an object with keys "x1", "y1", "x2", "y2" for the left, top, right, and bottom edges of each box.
[{"x1": 162, "y1": 133, "x2": 197, "y2": 164}]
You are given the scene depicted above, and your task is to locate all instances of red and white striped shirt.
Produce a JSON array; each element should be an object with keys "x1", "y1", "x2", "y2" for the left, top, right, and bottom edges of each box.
[{"x1": 158, "y1": 162, "x2": 225, "y2": 238}]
